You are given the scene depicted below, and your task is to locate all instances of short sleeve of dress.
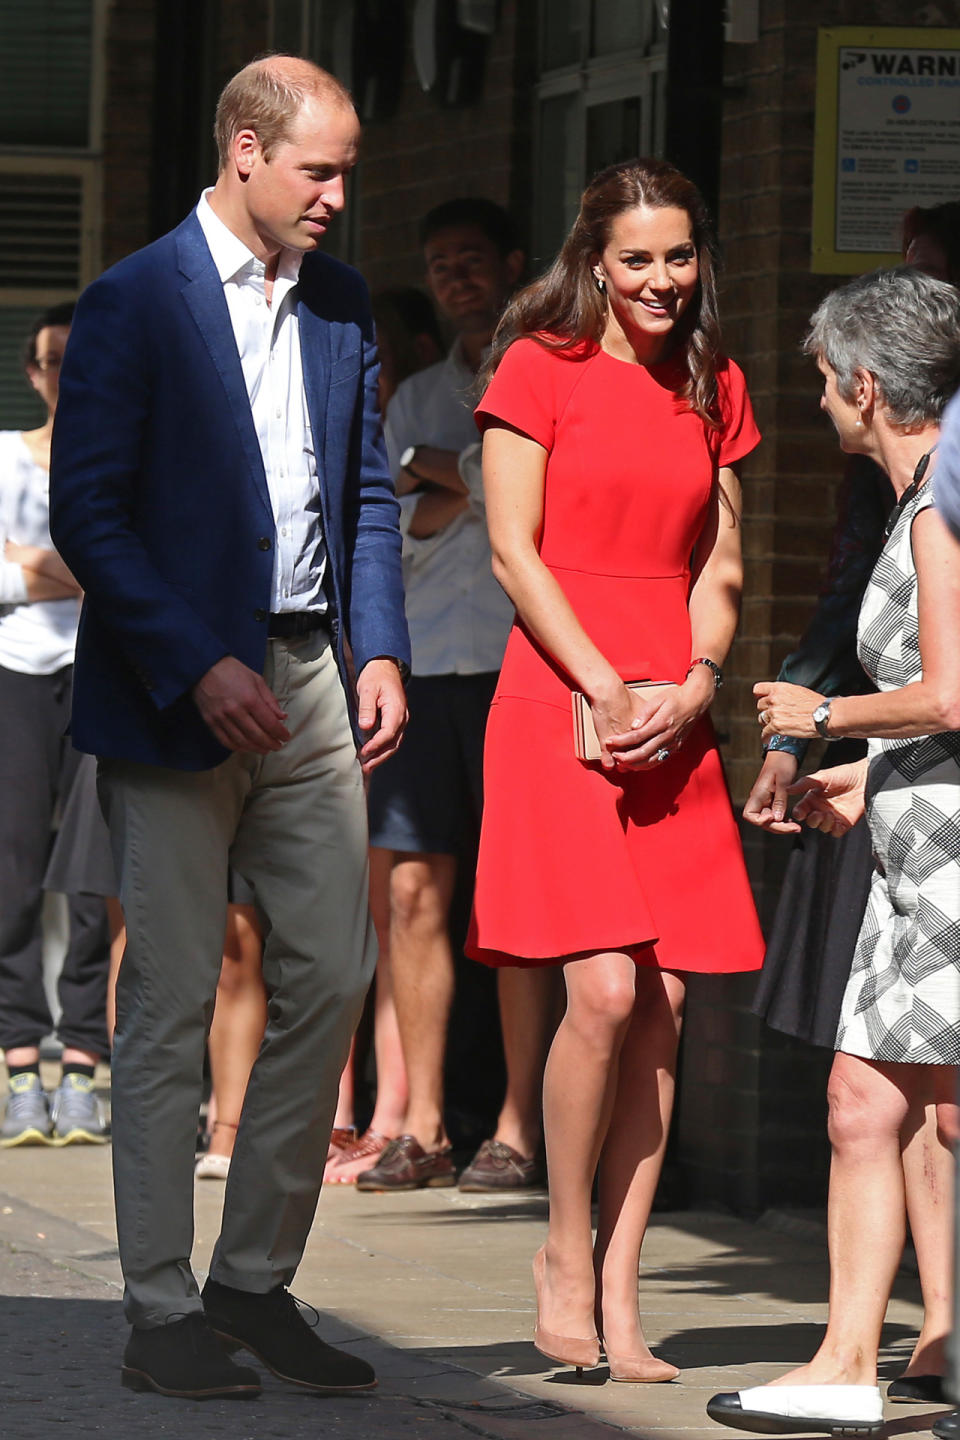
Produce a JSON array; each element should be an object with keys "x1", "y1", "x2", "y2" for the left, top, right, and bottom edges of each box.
[
  {"x1": 474, "y1": 338, "x2": 564, "y2": 452},
  {"x1": 716, "y1": 358, "x2": 761, "y2": 469}
]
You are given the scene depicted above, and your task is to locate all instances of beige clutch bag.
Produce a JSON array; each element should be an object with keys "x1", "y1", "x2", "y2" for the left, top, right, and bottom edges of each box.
[{"x1": 571, "y1": 681, "x2": 674, "y2": 762}]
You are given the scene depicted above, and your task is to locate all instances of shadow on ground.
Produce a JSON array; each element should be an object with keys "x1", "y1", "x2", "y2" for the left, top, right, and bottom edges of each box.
[{"x1": 0, "y1": 1294, "x2": 500, "y2": 1440}]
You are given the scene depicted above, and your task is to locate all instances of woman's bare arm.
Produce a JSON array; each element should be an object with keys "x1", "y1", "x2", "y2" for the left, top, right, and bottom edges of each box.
[
  {"x1": 757, "y1": 505, "x2": 960, "y2": 740},
  {"x1": 483, "y1": 423, "x2": 637, "y2": 767}
]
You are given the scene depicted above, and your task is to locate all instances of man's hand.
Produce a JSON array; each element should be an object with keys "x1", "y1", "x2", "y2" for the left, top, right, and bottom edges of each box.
[
  {"x1": 357, "y1": 658, "x2": 408, "y2": 774},
  {"x1": 743, "y1": 749, "x2": 801, "y2": 833},
  {"x1": 192, "y1": 656, "x2": 290, "y2": 755}
]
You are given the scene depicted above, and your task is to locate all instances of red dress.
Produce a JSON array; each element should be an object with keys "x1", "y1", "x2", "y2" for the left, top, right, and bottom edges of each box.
[{"x1": 466, "y1": 338, "x2": 765, "y2": 973}]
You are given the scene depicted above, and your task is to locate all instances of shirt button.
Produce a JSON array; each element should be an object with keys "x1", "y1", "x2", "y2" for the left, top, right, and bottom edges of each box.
[
  {"x1": 281, "y1": 527, "x2": 288, "y2": 537},
  {"x1": 258, "y1": 537, "x2": 272, "y2": 551},
  {"x1": 254, "y1": 608, "x2": 267, "y2": 623},
  {"x1": 275, "y1": 408, "x2": 282, "y2": 419}
]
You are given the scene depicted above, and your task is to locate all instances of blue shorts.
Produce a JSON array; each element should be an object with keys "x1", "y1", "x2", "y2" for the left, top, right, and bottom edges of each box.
[{"x1": 367, "y1": 672, "x2": 498, "y2": 855}]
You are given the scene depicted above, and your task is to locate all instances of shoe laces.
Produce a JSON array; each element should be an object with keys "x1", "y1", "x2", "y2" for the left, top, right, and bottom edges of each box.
[
  {"x1": 269, "y1": 1287, "x2": 320, "y2": 1330},
  {"x1": 165, "y1": 1311, "x2": 213, "y2": 1355},
  {"x1": 6, "y1": 1078, "x2": 47, "y2": 1119}
]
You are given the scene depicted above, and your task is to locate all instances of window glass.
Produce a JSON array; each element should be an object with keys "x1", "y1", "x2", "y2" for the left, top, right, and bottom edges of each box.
[
  {"x1": 534, "y1": 93, "x2": 581, "y2": 268},
  {"x1": 0, "y1": 0, "x2": 93, "y2": 149},
  {"x1": 541, "y1": 0, "x2": 584, "y2": 70},
  {"x1": 586, "y1": 98, "x2": 643, "y2": 178},
  {"x1": 0, "y1": 171, "x2": 85, "y2": 288},
  {"x1": 0, "y1": 307, "x2": 48, "y2": 431},
  {"x1": 592, "y1": 1, "x2": 662, "y2": 58}
]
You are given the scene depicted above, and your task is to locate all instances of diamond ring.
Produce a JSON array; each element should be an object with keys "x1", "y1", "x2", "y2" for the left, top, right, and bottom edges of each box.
[{"x1": 655, "y1": 747, "x2": 670, "y2": 763}]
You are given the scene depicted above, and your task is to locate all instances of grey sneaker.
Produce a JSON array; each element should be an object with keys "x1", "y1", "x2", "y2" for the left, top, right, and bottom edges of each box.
[
  {"x1": 50, "y1": 1073, "x2": 109, "y2": 1145},
  {"x1": 1, "y1": 1073, "x2": 53, "y2": 1147}
]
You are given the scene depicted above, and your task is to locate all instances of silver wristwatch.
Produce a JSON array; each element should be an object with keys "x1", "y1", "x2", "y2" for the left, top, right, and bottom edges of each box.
[{"x1": 812, "y1": 698, "x2": 835, "y2": 739}]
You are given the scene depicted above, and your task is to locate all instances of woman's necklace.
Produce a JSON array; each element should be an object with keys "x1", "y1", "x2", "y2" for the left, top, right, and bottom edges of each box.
[{"x1": 883, "y1": 445, "x2": 937, "y2": 540}]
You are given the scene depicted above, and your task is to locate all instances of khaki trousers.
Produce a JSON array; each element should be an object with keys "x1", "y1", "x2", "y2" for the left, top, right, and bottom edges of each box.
[{"x1": 100, "y1": 631, "x2": 376, "y2": 1327}]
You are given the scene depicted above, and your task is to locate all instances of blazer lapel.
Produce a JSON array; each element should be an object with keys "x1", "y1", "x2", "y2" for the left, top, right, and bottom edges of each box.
[
  {"x1": 176, "y1": 215, "x2": 273, "y2": 526},
  {"x1": 297, "y1": 289, "x2": 332, "y2": 466}
]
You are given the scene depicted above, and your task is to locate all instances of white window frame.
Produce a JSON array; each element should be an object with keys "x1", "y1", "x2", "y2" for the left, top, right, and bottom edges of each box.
[{"x1": 533, "y1": 1, "x2": 667, "y2": 265}]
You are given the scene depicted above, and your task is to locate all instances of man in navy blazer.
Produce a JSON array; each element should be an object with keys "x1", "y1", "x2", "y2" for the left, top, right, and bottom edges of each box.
[{"x1": 50, "y1": 57, "x2": 409, "y2": 1401}]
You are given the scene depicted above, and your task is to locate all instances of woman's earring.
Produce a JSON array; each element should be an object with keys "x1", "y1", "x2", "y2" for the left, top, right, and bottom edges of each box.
[
  {"x1": 855, "y1": 406, "x2": 864, "y2": 428},
  {"x1": 594, "y1": 272, "x2": 606, "y2": 293}
]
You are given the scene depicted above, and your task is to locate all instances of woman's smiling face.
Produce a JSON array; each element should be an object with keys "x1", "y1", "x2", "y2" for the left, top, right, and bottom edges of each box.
[{"x1": 594, "y1": 204, "x2": 699, "y2": 362}]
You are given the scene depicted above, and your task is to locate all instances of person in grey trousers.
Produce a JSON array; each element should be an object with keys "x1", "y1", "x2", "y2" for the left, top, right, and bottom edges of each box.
[{"x1": 50, "y1": 55, "x2": 409, "y2": 1401}]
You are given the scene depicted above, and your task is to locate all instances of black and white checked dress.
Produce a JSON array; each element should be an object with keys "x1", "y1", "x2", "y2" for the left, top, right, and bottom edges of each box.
[{"x1": 836, "y1": 484, "x2": 960, "y2": 1064}]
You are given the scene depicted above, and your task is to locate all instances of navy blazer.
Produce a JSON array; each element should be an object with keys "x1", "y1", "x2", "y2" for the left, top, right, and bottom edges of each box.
[{"x1": 50, "y1": 212, "x2": 410, "y2": 771}]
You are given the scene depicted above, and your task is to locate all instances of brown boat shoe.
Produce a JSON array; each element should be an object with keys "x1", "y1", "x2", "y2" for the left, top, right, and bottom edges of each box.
[
  {"x1": 355, "y1": 1134, "x2": 456, "y2": 1191},
  {"x1": 458, "y1": 1139, "x2": 545, "y2": 1192}
]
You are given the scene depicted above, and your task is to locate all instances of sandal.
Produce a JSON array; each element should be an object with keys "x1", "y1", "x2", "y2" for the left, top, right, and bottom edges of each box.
[
  {"x1": 325, "y1": 1129, "x2": 394, "y2": 1184},
  {"x1": 326, "y1": 1125, "x2": 356, "y2": 1163}
]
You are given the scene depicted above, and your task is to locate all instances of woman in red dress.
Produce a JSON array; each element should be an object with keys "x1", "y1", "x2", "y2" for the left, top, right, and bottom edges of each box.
[{"x1": 467, "y1": 159, "x2": 765, "y2": 1381}]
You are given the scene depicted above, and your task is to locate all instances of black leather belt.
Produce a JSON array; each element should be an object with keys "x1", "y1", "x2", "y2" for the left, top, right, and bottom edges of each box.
[{"x1": 267, "y1": 611, "x2": 331, "y2": 638}]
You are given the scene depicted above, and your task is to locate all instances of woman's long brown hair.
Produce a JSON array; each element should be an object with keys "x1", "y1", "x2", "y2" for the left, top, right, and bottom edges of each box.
[{"x1": 483, "y1": 158, "x2": 723, "y2": 427}]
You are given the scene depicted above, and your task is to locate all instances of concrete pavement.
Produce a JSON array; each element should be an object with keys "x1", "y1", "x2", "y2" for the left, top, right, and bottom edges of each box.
[{"x1": 0, "y1": 1068, "x2": 951, "y2": 1440}]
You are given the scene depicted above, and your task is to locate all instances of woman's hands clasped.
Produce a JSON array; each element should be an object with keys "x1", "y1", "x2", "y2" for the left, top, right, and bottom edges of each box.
[{"x1": 591, "y1": 668, "x2": 714, "y2": 771}]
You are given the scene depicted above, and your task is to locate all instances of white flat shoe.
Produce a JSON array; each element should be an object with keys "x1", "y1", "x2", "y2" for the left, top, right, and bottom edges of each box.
[
  {"x1": 707, "y1": 1384, "x2": 883, "y2": 1436},
  {"x1": 195, "y1": 1152, "x2": 231, "y2": 1181}
]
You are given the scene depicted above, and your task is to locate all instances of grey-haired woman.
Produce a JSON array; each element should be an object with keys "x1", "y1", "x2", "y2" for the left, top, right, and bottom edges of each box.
[{"x1": 710, "y1": 267, "x2": 960, "y2": 1437}]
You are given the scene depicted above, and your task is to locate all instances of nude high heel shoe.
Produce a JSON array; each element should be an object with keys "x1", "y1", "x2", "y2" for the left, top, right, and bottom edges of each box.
[
  {"x1": 604, "y1": 1349, "x2": 680, "y2": 1384},
  {"x1": 532, "y1": 1247, "x2": 600, "y2": 1375}
]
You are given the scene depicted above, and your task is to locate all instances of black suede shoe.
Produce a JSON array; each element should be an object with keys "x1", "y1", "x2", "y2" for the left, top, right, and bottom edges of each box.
[
  {"x1": 121, "y1": 1312, "x2": 262, "y2": 1398},
  {"x1": 202, "y1": 1278, "x2": 376, "y2": 1394},
  {"x1": 888, "y1": 1374, "x2": 946, "y2": 1404}
]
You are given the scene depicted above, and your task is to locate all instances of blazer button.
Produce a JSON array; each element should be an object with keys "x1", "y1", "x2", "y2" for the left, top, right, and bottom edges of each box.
[
  {"x1": 254, "y1": 608, "x2": 267, "y2": 623},
  {"x1": 258, "y1": 537, "x2": 272, "y2": 551}
]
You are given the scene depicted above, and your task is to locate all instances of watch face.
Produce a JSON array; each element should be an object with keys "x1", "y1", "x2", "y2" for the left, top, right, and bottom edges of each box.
[{"x1": 400, "y1": 445, "x2": 417, "y2": 469}]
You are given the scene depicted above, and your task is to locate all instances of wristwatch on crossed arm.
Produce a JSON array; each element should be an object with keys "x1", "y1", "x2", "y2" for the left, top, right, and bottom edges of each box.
[
  {"x1": 812, "y1": 697, "x2": 835, "y2": 739},
  {"x1": 399, "y1": 445, "x2": 428, "y2": 483}
]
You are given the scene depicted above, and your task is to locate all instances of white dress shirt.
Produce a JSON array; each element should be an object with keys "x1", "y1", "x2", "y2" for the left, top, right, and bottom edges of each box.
[
  {"x1": 384, "y1": 343, "x2": 513, "y2": 676},
  {"x1": 196, "y1": 191, "x2": 327, "y2": 613},
  {"x1": 0, "y1": 430, "x2": 78, "y2": 674}
]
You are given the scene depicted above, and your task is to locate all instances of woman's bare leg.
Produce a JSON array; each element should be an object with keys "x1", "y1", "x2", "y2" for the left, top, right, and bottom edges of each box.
[
  {"x1": 537, "y1": 951, "x2": 638, "y2": 1341},
  {"x1": 594, "y1": 967, "x2": 685, "y2": 1371},
  {"x1": 901, "y1": 1078, "x2": 953, "y2": 1377},
  {"x1": 206, "y1": 903, "x2": 266, "y2": 1161},
  {"x1": 770, "y1": 1053, "x2": 917, "y2": 1388},
  {"x1": 493, "y1": 965, "x2": 560, "y2": 1159},
  {"x1": 326, "y1": 847, "x2": 407, "y2": 1181},
  {"x1": 104, "y1": 897, "x2": 125, "y2": 1046},
  {"x1": 330, "y1": 1037, "x2": 356, "y2": 1133}
]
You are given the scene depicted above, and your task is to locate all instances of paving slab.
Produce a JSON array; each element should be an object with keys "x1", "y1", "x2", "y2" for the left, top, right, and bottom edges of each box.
[{"x1": 0, "y1": 1073, "x2": 948, "y2": 1440}]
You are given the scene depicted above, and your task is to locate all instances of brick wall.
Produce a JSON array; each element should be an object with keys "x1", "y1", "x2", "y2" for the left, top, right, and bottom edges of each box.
[
  {"x1": 101, "y1": 0, "x2": 157, "y2": 268},
  {"x1": 676, "y1": 0, "x2": 935, "y2": 1214},
  {"x1": 350, "y1": 0, "x2": 533, "y2": 291}
]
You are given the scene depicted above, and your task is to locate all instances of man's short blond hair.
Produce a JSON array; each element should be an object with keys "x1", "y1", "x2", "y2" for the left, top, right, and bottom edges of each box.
[{"x1": 214, "y1": 55, "x2": 354, "y2": 170}]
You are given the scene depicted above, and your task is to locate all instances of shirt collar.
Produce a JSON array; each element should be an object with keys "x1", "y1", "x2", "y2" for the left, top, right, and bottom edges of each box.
[
  {"x1": 196, "y1": 189, "x2": 303, "y2": 288},
  {"x1": 444, "y1": 336, "x2": 480, "y2": 383}
]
